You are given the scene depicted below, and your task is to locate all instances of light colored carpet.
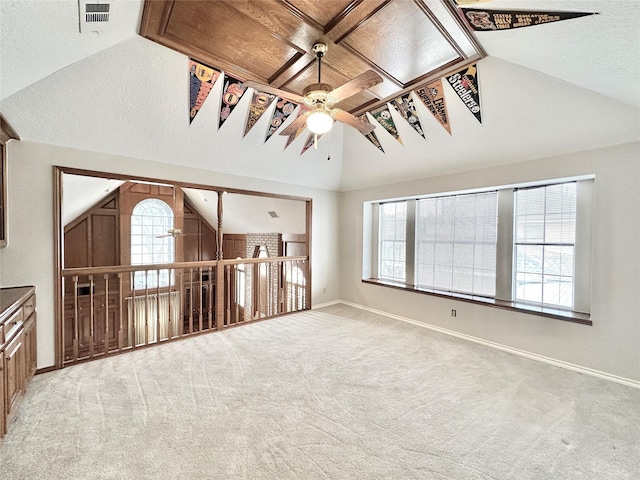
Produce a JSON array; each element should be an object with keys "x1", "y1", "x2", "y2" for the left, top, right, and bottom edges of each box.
[{"x1": 1, "y1": 304, "x2": 639, "y2": 479}]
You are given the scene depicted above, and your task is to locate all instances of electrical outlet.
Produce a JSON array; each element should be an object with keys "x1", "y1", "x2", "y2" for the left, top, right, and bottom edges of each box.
[{"x1": 451, "y1": 309, "x2": 456, "y2": 317}]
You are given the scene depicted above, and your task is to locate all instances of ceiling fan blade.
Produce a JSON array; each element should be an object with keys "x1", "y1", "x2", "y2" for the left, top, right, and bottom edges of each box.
[
  {"x1": 155, "y1": 234, "x2": 172, "y2": 238},
  {"x1": 279, "y1": 113, "x2": 308, "y2": 136},
  {"x1": 333, "y1": 109, "x2": 376, "y2": 135},
  {"x1": 242, "y1": 81, "x2": 304, "y2": 104},
  {"x1": 328, "y1": 71, "x2": 383, "y2": 104}
]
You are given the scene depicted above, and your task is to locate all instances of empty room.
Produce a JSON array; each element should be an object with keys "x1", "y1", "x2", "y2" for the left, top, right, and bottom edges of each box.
[{"x1": 1, "y1": 0, "x2": 639, "y2": 478}]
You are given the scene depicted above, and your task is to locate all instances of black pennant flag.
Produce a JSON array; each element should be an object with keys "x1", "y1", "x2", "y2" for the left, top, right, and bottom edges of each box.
[
  {"x1": 460, "y1": 8, "x2": 597, "y2": 31},
  {"x1": 446, "y1": 64, "x2": 482, "y2": 124}
]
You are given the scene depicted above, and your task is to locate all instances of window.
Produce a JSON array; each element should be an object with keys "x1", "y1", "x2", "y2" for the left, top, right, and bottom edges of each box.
[
  {"x1": 379, "y1": 201, "x2": 407, "y2": 282},
  {"x1": 416, "y1": 192, "x2": 497, "y2": 296},
  {"x1": 363, "y1": 177, "x2": 593, "y2": 319},
  {"x1": 131, "y1": 198, "x2": 174, "y2": 289},
  {"x1": 514, "y1": 183, "x2": 576, "y2": 308}
]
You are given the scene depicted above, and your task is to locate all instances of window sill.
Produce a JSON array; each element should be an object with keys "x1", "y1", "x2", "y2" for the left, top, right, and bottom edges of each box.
[{"x1": 361, "y1": 278, "x2": 592, "y2": 325}]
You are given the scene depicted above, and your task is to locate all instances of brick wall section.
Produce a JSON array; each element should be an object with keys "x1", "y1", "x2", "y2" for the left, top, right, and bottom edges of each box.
[{"x1": 244, "y1": 233, "x2": 282, "y2": 318}]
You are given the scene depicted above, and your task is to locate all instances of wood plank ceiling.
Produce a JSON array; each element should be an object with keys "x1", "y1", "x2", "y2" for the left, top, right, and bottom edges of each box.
[{"x1": 139, "y1": 0, "x2": 485, "y2": 115}]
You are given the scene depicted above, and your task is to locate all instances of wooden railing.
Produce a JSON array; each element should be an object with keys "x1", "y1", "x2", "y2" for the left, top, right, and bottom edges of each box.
[{"x1": 60, "y1": 256, "x2": 308, "y2": 364}]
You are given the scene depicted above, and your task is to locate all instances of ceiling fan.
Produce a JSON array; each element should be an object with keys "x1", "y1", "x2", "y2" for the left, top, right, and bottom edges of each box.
[
  {"x1": 155, "y1": 228, "x2": 202, "y2": 239},
  {"x1": 243, "y1": 43, "x2": 383, "y2": 137}
]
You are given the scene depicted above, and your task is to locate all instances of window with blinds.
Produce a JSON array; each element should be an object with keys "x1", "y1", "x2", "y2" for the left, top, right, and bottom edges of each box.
[
  {"x1": 363, "y1": 176, "x2": 592, "y2": 319},
  {"x1": 514, "y1": 182, "x2": 577, "y2": 308},
  {"x1": 379, "y1": 201, "x2": 406, "y2": 282},
  {"x1": 416, "y1": 191, "x2": 497, "y2": 296}
]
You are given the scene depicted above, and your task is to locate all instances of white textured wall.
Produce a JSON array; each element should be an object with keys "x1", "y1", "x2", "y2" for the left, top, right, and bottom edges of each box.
[
  {"x1": 0, "y1": 141, "x2": 341, "y2": 369},
  {"x1": 339, "y1": 142, "x2": 640, "y2": 383}
]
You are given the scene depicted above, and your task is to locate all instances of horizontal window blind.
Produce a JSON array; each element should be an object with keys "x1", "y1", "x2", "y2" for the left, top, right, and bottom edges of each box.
[{"x1": 514, "y1": 182, "x2": 576, "y2": 308}]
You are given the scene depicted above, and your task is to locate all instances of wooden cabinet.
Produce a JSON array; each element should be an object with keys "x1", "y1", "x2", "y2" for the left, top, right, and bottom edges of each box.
[
  {"x1": 1, "y1": 286, "x2": 36, "y2": 439},
  {"x1": 0, "y1": 350, "x2": 5, "y2": 436},
  {"x1": 24, "y1": 315, "x2": 37, "y2": 380},
  {"x1": 5, "y1": 332, "x2": 24, "y2": 420}
]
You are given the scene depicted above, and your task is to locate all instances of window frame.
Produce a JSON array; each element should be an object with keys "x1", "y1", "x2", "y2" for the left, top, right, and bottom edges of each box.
[
  {"x1": 131, "y1": 198, "x2": 176, "y2": 290},
  {"x1": 362, "y1": 176, "x2": 594, "y2": 324}
]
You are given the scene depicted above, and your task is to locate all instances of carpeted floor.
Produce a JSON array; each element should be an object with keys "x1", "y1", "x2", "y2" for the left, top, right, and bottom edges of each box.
[{"x1": 1, "y1": 304, "x2": 639, "y2": 479}]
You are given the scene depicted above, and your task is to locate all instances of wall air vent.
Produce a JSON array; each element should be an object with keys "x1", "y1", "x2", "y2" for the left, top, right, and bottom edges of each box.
[{"x1": 79, "y1": 0, "x2": 112, "y2": 34}]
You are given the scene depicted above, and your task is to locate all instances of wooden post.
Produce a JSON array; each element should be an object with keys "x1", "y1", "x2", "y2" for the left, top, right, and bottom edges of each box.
[{"x1": 216, "y1": 191, "x2": 223, "y2": 260}]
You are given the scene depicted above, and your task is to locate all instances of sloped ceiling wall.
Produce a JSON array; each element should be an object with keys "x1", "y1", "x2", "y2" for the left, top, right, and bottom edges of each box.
[{"x1": 1, "y1": 0, "x2": 639, "y2": 195}]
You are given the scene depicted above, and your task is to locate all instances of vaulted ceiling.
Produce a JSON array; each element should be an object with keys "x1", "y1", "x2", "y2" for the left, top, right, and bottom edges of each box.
[{"x1": 1, "y1": 0, "x2": 639, "y2": 192}]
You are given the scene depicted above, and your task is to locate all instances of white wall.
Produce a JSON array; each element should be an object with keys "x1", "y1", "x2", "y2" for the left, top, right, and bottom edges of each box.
[
  {"x1": 0, "y1": 141, "x2": 341, "y2": 369},
  {"x1": 339, "y1": 142, "x2": 640, "y2": 383}
]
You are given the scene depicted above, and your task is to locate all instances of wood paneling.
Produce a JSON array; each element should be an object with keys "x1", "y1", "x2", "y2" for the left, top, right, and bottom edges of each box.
[
  {"x1": 139, "y1": 0, "x2": 484, "y2": 115},
  {"x1": 183, "y1": 217, "x2": 200, "y2": 262},
  {"x1": 64, "y1": 183, "x2": 215, "y2": 269},
  {"x1": 64, "y1": 192, "x2": 118, "y2": 269},
  {"x1": 91, "y1": 215, "x2": 117, "y2": 267},
  {"x1": 282, "y1": 233, "x2": 306, "y2": 257},
  {"x1": 65, "y1": 219, "x2": 89, "y2": 268},
  {"x1": 222, "y1": 234, "x2": 247, "y2": 260}
]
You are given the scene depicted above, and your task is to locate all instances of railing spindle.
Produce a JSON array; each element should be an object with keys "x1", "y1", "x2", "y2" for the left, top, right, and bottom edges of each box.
[
  {"x1": 118, "y1": 273, "x2": 124, "y2": 351},
  {"x1": 156, "y1": 269, "x2": 161, "y2": 341},
  {"x1": 73, "y1": 275, "x2": 79, "y2": 361},
  {"x1": 89, "y1": 274, "x2": 95, "y2": 357},
  {"x1": 104, "y1": 273, "x2": 110, "y2": 354}
]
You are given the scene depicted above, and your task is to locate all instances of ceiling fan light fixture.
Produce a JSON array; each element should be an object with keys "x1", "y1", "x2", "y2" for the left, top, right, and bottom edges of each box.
[{"x1": 307, "y1": 110, "x2": 333, "y2": 134}]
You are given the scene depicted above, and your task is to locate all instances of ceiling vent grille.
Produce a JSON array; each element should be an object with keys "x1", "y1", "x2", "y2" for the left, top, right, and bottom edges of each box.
[{"x1": 79, "y1": 0, "x2": 112, "y2": 33}]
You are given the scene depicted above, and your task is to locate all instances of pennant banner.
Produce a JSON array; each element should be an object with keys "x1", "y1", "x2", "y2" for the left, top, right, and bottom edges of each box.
[
  {"x1": 284, "y1": 109, "x2": 308, "y2": 150},
  {"x1": 189, "y1": 59, "x2": 221, "y2": 124},
  {"x1": 392, "y1": 93, "x2": 425, "y2": 139},
  {"x1": 460, "y1": 8, "x2": 596, "y2": 31},
  {"x1": 265, "y1": 98, "x2": 298, "y2": 142},
  {"x1": 446, "y1": 64, "x2": 482, "y2": 124},
  {"x1": 219, "y1": 74, "x2": 247, "y2": 130},
  {"x1": 370, "y1": 104, "x2": 403, "y2": 145},
  {"x1": 243, "y1": 91, "x2": 276, "y2": 137},
  {"x1": 414, "y1": 79, "x2": 451, "y2": 135},
  {"x1": 358, "y1": 114, "x2": 384, "y2": 153},
  {"x1": 301, "y1": 133, "x2": 324, "y2": 155}
]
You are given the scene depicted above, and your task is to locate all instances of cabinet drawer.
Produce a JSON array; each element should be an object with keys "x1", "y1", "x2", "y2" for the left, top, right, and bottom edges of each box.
[
  {"x1": 23, "y1": 295, "x2": 36, "y2": 319},
  {"x1": 3, "y1": 307, "x2": 24, "y2": 346}
]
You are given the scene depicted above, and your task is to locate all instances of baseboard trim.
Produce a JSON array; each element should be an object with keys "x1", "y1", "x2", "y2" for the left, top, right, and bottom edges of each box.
[
  {"x1": 338, "y1": 300, "x2": 640, "y2": 390},
  {"x1": 312, "y1": 300, "x2": 342, "y2": 310}
]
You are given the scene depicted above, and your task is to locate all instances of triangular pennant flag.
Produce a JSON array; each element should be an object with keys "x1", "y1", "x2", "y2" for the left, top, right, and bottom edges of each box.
[
  {"x1": 300, "y1": 133, "x2": 324, "y2": 155},
  {"x1": 284, "y1": 109, "x2": 307, "y2": 150},
  {"x1": 189, "y1": 59, "x2": 221, "y2": 124},
  {"x1": 413, "y1": 79, "x2": 451, "y2": 135},
  {"x1": 460, "y1": 8, "x2": 597, "y2": 31},
  {"x1": 218, "y1": 74, "x2": 247, "y2": 130},
  {"x1": 446, "y1": 64, "x2": 482, "y2": 124},
  {"x1": 369, "y1": 104, "x2": 403, "y2": 145},
  {"x1": 243, "y1": 91, "x2": 276, "y2": 137},
  {"x1": 265, "y1": 98, "x2": 298, "y2": 142},
  {"x1": 358, "y1": 114, "x2": 384, "y2": 153},
  {"x1": 391, "y1": 93, "x2": 425, "y2": 139}
]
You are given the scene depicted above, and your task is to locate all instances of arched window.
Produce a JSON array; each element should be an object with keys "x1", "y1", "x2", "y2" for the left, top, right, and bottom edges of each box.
[{"x1": 131, "y1": 198, "x2": 174, "y2": 289}]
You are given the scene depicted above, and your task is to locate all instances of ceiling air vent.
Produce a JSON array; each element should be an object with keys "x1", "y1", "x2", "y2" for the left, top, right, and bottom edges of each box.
[
  {"x1": 79, "y1": 0, "x2": 112, "y2": 34},
  {"x1": 267, "y1": 211, "x2": 279, "y2": 218}
]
